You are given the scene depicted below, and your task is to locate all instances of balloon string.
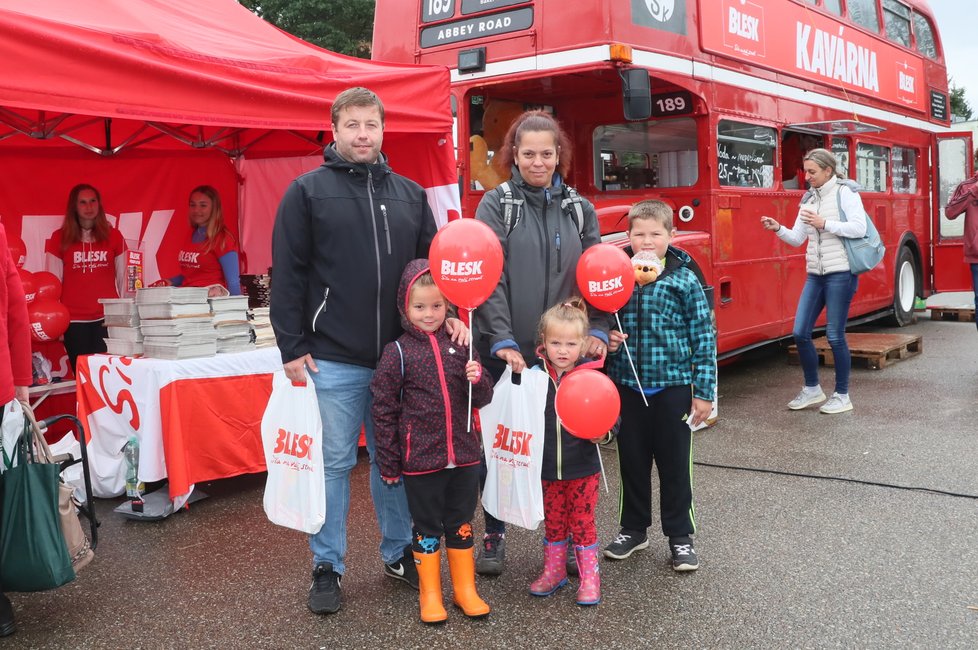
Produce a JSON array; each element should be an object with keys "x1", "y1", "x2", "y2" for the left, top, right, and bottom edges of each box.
[
  {"x1": 615, "y1": 312, "x2": 648, "y2": 407},
  {"x1": 597, "y1": 445, "x2": 609, "y2": 493},
  {"x1": 467, "y1": 307, "x2": 474, "y2": 433}
]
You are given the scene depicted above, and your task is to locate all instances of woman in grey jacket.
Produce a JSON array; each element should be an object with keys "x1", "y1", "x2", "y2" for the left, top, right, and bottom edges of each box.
[{"x1": 473, "y1": 110, "x2": 608, "y2": 575}]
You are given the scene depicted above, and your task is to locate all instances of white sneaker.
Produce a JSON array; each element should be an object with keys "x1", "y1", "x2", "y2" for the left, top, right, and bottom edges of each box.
[
  {"x1": 787, "y1": 386, "x2": 826, "y2": 410},
  {"x1": 819, "y1": 393, "x2": 853, "y2": 414}
]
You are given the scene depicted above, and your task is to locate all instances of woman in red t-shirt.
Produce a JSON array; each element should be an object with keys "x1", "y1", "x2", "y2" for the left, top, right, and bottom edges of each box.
[
  {"x1": 152, "y1": 186, "x2": 241, "y2": 298},
  {"x1": 45, "y1": 184, "x2": 125, "y2": 371}
]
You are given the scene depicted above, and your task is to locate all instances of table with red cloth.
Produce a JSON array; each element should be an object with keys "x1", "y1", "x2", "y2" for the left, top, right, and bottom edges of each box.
[{"x1": 76, "y1": 348, "x2": 282, "y2": 504}]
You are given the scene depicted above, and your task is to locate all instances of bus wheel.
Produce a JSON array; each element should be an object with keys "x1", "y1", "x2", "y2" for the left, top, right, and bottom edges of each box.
[{"x1": 890, "y1": 246, "x2": 918, "y2": 327}]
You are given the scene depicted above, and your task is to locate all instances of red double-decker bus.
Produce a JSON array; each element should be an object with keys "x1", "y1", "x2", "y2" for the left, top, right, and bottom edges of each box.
[{"x1": 373, "y1": 0, "x2": 973, "y2": 356}]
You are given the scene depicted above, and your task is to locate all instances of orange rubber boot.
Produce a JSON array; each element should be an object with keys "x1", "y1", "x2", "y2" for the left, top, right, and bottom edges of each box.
[
  {"x1": 446, "y1": 547, "x2": 490, "y2": 618},
  {"x1": 414, "y1": 551, "x2": 447, "y2": 624}
]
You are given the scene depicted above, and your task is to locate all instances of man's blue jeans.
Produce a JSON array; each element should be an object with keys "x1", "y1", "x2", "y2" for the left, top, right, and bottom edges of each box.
[
  {"x1": 307, "y1": 359, "x2": 412, "y2": 575},
  {"x1": 793, "y1": 271, "x2": 859, "y2": 395}
]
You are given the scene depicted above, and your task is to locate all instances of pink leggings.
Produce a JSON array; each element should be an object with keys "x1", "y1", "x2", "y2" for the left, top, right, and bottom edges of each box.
[{"x1": 542, "y1": 473, "x2": 599, "y2": 547}]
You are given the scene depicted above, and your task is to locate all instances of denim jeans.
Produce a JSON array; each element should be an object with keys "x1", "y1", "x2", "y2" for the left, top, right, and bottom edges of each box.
[
  {"x1": 971, "y1": 263, "x2": 978, "y2": 331},
  {"x1": 308, "y1": 359, "x2": 412, "y2": 574},
  {"x1": 792, "y1": 271, "x2": 859, "y2": 395}
]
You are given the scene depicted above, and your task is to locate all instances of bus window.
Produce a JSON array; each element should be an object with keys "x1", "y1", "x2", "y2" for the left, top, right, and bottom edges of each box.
[
  {"x1": 717, "y1": 120, "x2": 776, "y2": 188},
  {"x1": 848, "y1": 0, "x2": 880, "y2": 33},
  {"x1": 781, "y1": 130, "x2": 824, "y2": 189},
  {"x1": 913, "y1": 12, "x2": 938, "y2": 59},
  {"x1": 892, "y1": 147, "x2": 918, "y2": 194},
  {"x1": 592, "y1": 118, "x2": 697, "y2": 190},
  {"x1": 822, "y1": 0, "x2": 842, "y2": 16},
  {"x1": 831, "y1": 137, "x2": 850, "y2": 178},
  {"x1": 883, "y1": 0, "x2": 911, "y2": 47},
  {"x1": 856, "y1": 143, "x2": 889, "y2": 192}
]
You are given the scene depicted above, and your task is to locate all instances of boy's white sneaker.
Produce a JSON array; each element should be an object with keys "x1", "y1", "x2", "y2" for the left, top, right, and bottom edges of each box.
[
  {"x1": 787, "y1": 386, "x2": 826, "y2": 410},
  {"x1": 819, "y1": 393, "x2": 853, "y2": 414}
]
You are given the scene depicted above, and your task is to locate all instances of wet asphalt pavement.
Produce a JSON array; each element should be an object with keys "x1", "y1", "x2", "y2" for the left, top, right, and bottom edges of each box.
[{"x1": 7, "y1": 312, "x2": 978, "y2": 649}]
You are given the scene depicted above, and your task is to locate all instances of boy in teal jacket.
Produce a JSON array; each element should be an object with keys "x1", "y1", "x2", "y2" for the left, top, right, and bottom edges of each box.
[{"x1": 603, "y1": 200, "x2": 716, "y2": 571}]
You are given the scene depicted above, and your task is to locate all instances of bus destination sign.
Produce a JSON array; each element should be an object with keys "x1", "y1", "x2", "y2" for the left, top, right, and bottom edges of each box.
[
  {"x1": 420, "y1": 7, "x2": 533, "y2": 48},
  {"x1": 461, "y1": 0, "x2": 527, "y2": 15}
]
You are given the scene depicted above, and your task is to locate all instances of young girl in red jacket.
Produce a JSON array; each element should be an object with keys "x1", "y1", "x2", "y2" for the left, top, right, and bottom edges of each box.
[
  {"x1": 525, "y1": 298, "x2": 606, "y2": 606},
  {"x1": 370, "y1": 258, "x2": 495, "y2": 624}
]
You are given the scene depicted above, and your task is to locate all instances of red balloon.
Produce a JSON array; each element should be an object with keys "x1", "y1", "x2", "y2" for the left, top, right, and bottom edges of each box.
[
  {"x1": 555, "y1": 369, "x2": 621, "y2": 439},
  {"x1": 428, "y1": 218, "x2": 503, "y2": 310},
  {"x1": 32, "y1": 271, "x2": 62, "y2": 301},
  {"x1": 8, "y1": 236, "x2": 26, "y2": 270},
  {"x1": 576, "y1": 244, "x2": 635, "y2": 313},
  {"x1": 28, "y1": 299, "x2": 71, "y2": 342},
  {"x1": 18, "y1": 270, "x2": 38, "y2": 304}
]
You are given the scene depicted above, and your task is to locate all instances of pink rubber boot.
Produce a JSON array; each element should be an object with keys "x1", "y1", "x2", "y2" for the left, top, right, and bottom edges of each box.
[
  {"x1": 529, "y1": 539, "x2": 569, "y2": 596},
  {"x1": 575, "y1": 543, "x2": 601, "y2": 606}
]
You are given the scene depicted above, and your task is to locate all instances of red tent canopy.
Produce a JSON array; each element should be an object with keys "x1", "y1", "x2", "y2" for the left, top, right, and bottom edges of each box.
[
  {"x1": 0, "y1": 0, "x2": 459, "y2": 284},
  {"x1": 0, "y1": 0, "x2": 453, "y2": 156}
]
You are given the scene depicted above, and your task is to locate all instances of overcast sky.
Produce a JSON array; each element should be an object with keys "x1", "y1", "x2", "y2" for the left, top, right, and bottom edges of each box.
[{"x1": 930, "y1": 2, "x2": 978, "y2": 118}]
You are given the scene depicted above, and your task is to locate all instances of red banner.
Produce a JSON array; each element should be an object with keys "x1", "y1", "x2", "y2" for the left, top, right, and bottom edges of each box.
[
  {"x1": 0, "y1": 150, "x2": 238, "y2": 281},
  {"x1": 700, "y1": 0, "x2": 925, "y2": 112}
]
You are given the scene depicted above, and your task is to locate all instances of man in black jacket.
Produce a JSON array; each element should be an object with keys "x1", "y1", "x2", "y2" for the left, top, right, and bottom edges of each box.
[{"x1": 272, "y1": 87, "x2": 458, "y2": 615}]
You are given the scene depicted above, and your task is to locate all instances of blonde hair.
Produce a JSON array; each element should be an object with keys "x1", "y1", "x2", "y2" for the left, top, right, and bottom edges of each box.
[
  {"x1": 188, "y1": 185, "x2": 235, "y2": 254},
  {"x1": 628, "y1": 199, "x2": 673, "y2": 231},
  {"x1": 538, "y1": 297, "x2": 589, "y2": 347},
  {"x1": 803, "y1": 148, "x2": 844, "y2": 179},
  {"x1": 410, "y1": 270, "x2": 437, "y2": 294}
]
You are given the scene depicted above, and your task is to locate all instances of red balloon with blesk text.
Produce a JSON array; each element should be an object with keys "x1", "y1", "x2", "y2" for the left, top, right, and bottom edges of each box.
[
  {"x1": 28, "y1": 299, "x2": 70, "y2": 342},
  {"x1": 32, "y1": 271, "x2": 63, "y2": 301},
  {"x1": 18, "y1": 270, "x2": 37, "y2": 304},
  {"x1": 428, "y1": 218, "x2": 503, "y2": 310},
  {"x1": 8, "y1": 236, "x2": 26, "y2": 270},
  {"x1": 576, "y1": 243, "x2": 635, "y2": 313},
  {"x1": 555, "y1": 369, "x2": 621, "y2": 439}
]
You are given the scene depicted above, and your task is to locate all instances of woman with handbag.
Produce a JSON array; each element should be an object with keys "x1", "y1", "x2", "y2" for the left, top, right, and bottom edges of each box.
[
  {"x1": 0, "y1": 222, "x2": 33, "y2": 637},
  {"x1": 760, "y1": 148, "x2": 867, "y2": 415}
]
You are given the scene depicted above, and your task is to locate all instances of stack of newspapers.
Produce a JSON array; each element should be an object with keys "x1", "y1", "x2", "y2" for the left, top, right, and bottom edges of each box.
[
  {"x1": 136, "y1": 287, "x2": 216, "y2": 359},
  {"x1": 209, "y1": 295, "x2": 254, "y2": 354},
  {"x1": 250, "y1": 307, "x2": 276, "y2": 349},
  {"x1": 100, "y1": 298, "x2": 143, "y2": 356}
]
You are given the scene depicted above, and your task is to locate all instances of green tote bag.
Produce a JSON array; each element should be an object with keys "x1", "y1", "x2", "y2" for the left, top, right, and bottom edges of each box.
[{"x1": 0, "y1": 416, "x2": 75, "y2": 592}]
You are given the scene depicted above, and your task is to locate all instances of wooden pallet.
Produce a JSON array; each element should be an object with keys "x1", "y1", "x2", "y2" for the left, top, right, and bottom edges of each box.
[
  {"x1": 788, "y1": 333, "x2": 923, "y2": 370},
  {"x1": 929, "y1": 306, "x2": 976, "y2": 323}
]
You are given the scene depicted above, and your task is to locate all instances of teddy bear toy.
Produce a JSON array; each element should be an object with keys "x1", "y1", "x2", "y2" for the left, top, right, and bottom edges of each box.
[{"x1": 632, "y1": 250, "x2": 663, "y2": 286}]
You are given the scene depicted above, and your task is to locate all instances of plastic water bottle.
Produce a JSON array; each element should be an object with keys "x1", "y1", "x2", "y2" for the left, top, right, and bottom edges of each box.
[{"x1": 124, "y1": 436, "x2": 145, "y2": 512}]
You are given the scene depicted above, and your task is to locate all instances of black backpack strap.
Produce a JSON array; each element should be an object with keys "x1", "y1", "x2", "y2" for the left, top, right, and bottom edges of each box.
[
  {"x1": 560, "y1": 186, "x2": 586, "y2": 240},
  {"x1": 498, "y1": 181, "x2": 524, "y2": 236}
]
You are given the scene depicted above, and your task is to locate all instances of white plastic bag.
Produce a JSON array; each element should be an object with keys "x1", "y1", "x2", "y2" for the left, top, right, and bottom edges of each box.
[
  {"x1": 261, "y1": 371, "x2": 325, "y2": 534},
  {"x1": 479, "y1": 367, "x2": 548, "y2": 530}
]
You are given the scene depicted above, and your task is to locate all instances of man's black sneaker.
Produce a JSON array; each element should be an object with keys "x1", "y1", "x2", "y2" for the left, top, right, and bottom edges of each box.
[
  {"x1": 475, "y1": 533, "x2": 505, "y2": 576},
  {"x1": 669, "y1": 539, "x2": 699, "y2": 571},
  {"x1": 603, "y1": 530, "x2": 649, "y2": 560},
  {"x1": 0, "y1": 594, "x2": 15, "y2": 637},
  {"x1": 384, "y1": 545, "x2": 419, "y2": 590},
  {"x1": 308, "y1": 563, "x2": 342, "y2": 614}
]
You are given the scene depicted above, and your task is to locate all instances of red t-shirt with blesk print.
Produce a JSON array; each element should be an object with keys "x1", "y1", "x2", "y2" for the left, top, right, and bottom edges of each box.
[
  {"x1": 45, "y1": 228, "x2": 124, "y2": 320},
  {"x1": 177, "y1": 229, "x2": 235, "y2": 289}
]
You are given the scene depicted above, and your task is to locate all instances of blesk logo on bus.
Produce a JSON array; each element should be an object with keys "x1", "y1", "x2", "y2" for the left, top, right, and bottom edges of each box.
[{"x1": 700, "y1": 0, "x2": 923, "y2": 110}]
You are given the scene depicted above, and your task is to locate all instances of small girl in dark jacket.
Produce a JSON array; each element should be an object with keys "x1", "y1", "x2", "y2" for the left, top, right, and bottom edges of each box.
[
  {"x1": 371, "y1": 258, "x2": 494, "y2": 625},
  {"x1": 529, "y1": 298, "x2": 606, "y2": 606}
]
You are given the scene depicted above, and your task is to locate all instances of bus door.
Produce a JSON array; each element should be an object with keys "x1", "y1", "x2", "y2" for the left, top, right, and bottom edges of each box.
[{"x1": 932, "y1": 133, "x2": 974, "y2": 292}]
